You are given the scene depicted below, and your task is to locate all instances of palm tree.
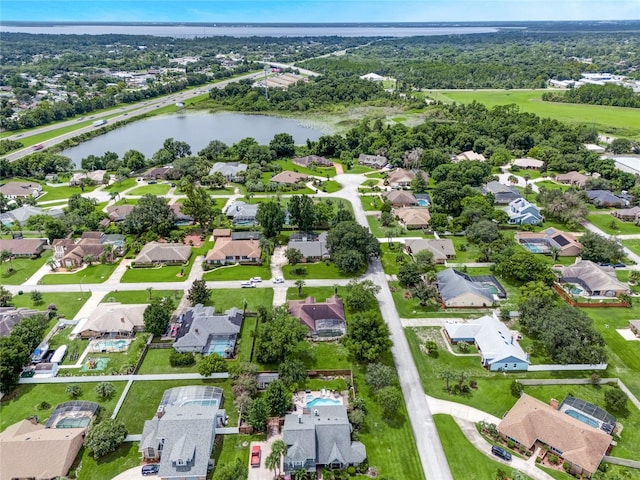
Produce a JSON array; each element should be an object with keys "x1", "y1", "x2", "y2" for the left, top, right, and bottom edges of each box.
[
  {"x1": 0, "y1": 249, "x2": 13, "y2": 271},
  {"x1": 47, "y1": 258, "x2": 58, "y2": 272},
  {"x1": 146, "y1": 287, "x2": 153, "y2": 301},
  {"x1": 439, "y1": 370, "x2": 455, "y2": 392},
  {"x1": 294, "y1": 279, "x2": 305, "y2": 297},
  {"x1": 507, "y1": 175, "x2": 518, "y2": 185},
  {"x1": 101, "y1": 244, "x2": 115, "y2": 264},
  {"x1": 83, "y1": 254, "x2": 95, "y2": 266},
  {"x1": 109, "y1": 190, "x2": 120, "y2": 202},
  {"x1": 269, "y1": 440, "x2": 287, "y2": 477},
  {"x1": 265, "y1": 452, "x2": 278, "y2": 479}
]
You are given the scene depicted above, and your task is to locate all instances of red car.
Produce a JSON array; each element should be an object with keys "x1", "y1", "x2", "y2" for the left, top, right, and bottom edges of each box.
[
  {"x1": 251, "y1": 445, "x2": 261, "y2": 468},
  {"x1": 33, "y1": 144, "x2": 44, "y2": 150}
]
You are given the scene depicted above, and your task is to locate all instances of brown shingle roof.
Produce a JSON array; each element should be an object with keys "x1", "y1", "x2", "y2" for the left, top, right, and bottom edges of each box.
[
  {"x1": 384, "y1": 190, "x2": 417, "y2": 206},
  {"x1": 556, "y1": 171, "x2": 588, "y2": 187},
  {"x1": 270, "y1": 171, "x2": 308, "y2": 184},
  {"x1": 288, "y1": 295, "x2": 346, "y2": 332},
  {"x1": 106, "y1": 205, "x2": 135, "y2": 221},
  {"x1": 498, "y1": 394, "x2": 611, "y2": 474},
  {"x1": 395, "y1": 207, "x2": 431, "y2": 227},
  {"x1": 206, "y1": 238, "x2": 261, "y2": 261},
  {"x1": 0, "y1": 181, "x2": 42, "y2": 197},
  {"x1": 135, "y1": 242, "x2": 192, "y2": 264},
  {"x1": 0, "y1": 238, "x2": 46, "y2": 256}
]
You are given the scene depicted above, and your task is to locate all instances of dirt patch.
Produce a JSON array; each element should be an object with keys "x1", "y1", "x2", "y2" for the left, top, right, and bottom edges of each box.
[{"x1": 183, "y1": 234, "x2": 203, "y2": 247}]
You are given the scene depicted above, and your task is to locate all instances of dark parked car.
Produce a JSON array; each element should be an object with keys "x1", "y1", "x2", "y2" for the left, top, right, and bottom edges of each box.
[
  {"x1": 142, "y1": 464, "x2": 159, "y2": 475},
  {"x1": 491, "y1": 445, "x2": 512, "y2": 461}
]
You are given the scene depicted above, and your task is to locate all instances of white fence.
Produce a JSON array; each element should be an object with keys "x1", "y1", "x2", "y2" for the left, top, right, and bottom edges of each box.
[{"x1": 528, "y1": 363, "x2": 607, "y2": 371}]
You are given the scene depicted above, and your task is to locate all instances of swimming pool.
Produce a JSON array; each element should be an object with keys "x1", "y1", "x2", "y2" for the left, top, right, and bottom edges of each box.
[
  {"x1": 180, "y1": 399, "x2": 218, "y2": 407},
  {"x1": 55, "y1": 416, "x2": 91, "y2": 429},
  {"x1": 417, "y1": 199, "x2": 429, "y2": 207},
  {"x1": 93, "y1": 339, "x2": 128, "y2": 350},
  {"x1": 565, "y1": 409, "x2": 600, "y2": 429},
  {"x1": 522, "y1": 242, "x2": 545, "y2": 253},
  {"x1": 306, "y1": 397, "x2": 342, "y2": 408},
  {"x1": 206, "y1": 340, "x2": 234, "y2": 357}
]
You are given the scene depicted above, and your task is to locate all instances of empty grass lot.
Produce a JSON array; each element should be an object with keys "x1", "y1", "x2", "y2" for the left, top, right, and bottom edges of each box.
[
  {"x1": 203, "y1": 264, "x2": 272, "y2": 281},
  {"x1": 380, "y1": 243, "x2": 411, "y2": 275},
  {"x1": 11, "y1": 291, "x2": 91, "y2": 319},
  {"x1": 100, "y1": 289, "x2": 183, "y2": 304},
  {"x1": 73, "y1": 442, "x2": 141, "y2": 480},
  {"x1": 0, "y1": 381, "x2": 126, "y2": 431},
  {"x1": 40, "y1": 262, "x2": 120, "y2": 285},
  {"x1": 360, "y1": 194, "x2": 384, "y2": 211},
  {"x1": 587, "y1": 213, "x2": 640, "y2": 236},
  {"x1": 274, "y1": 159, "x2": 336, "y2": 178},
  {"x1": 622, "y1": 239, "x2": 640, "y2": 257},
  {"x1": 137, "y1": 348, "x2": 201, "y2": 374},
  {"x1": 366, "y1": 215, "x2": 428, "y2": 239},
  {"x1": 0, "y1": 252, "x2": 51, "y2": 285},
  {"x1": 105, "y1": 177, "x2": 138, "y2": 192},
  {"x1": 127, "y1": 183, "x2": 171, "y2": 196},
  {"x1": 207, "y1": 287, "x2": 273, "y2": 314},
  {"x1": 282, "y1": 261, "x2": 364, "y2": 279},
  {"x1": 38, "y1": 184, "x2": 97, "y2": 202}
]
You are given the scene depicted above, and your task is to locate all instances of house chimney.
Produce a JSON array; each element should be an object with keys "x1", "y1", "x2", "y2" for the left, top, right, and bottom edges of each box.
[
  {"x1": 157, "y1": 406, "x2": 165, "y2": 419},
  {"x1": 549, "y1": 398, "x2": 559, "y2": 410},
  {"x1": 314, "y1": 409, "x2": 319, "y2": 416},
  {"x1": 195, "y1": 328, "x2": 199, "y2": 334}
]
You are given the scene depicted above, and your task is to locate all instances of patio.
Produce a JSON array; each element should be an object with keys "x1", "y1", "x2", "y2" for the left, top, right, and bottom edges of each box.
[{"x1": 293, "y1": 389, "x2": 346, "y2": 413}]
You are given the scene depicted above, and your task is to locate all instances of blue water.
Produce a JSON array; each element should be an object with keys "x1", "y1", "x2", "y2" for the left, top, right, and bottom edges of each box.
[
  {"x1": 523, "y1": 243, "x2": 543, "y2": 253},
  {"x1": 180, "y1": 399, "x2": 218, "y2": 407},
  {"x1": 306, "y1": 397, "x2": 341, "y2": 408},
  {"x1": 417, "y1": 199, "x2": 429, "y2": 207},
  {"x1": 207, "y1": 341, "x2": 233, "y2": 356},
  {"x1": 565, "y1": 409, "x2": 599, "y2": 429}
]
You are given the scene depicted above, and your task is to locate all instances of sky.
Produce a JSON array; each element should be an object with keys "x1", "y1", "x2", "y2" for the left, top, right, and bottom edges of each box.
[{"x1": 1, "y1": 0, "x2": 639, "y2": 23}]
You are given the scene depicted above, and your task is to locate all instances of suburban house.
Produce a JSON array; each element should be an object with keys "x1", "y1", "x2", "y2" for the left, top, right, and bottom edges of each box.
[
  {"x1": 0, "y1": 181, "x2": 42, "y2": 199},
  {"x1": 560, "y1": 261, "x2": 630, "y2": 297},
  {"x1": 256, "y1": 372, "x2": 280, "y2": 390},
  {"x1": 404, "y1": 238, "x2": 456, "y2": 264},
  {"x1": 134, "y1": 242, "x2": 192, "y2": 266},
  {"x1": 586, "y1": 190, "x2": 629, "y2": 208},
  {"x1": 208, "y1": 162, "x2": 247, "y2": 182},
  {"x1": 70, "y1": 170, "x2": 106, "y2": 186},
  {"x1": 629, "y1": 320, "x2": 640, "y2": 337},
  {"x1": 105, "y1": 204, "x2": 135, "y2": 223},
  {"x1": 394, "y1": 207, "x2": 431, "y2": 229},
  {"x1": 0, "y1": 418, "x2": 87, "y2": 480},
  {"x1": 205, "y1": 237, "x2": 261, "y2": 265},
  {"x1": 231, "y1": 231, "x2": 262, "y2": 241},
  {"x1": 444, "y1": 314, "x2": 529, "y2": 371},
  {"x1": 293, "y1": 155, "x2": 333, "y2": 168},
  {"x1": 71, "y1": 303, "x2": 147, "y2": 339},
  {"x1": 386, "y1": 168, "x2": 428, "y2": 188},
  {"x1": 358, "y1": 153, "x2": 388, "y2": 169},
  {"x1": 0, "y1": 238, "x2": 47, "y2": 257},
  {"x1": 270, "y1": 170, "x2": 309, "y2": 185},
  {"x1": 0, "y1": 204, "x2": 63, "y2": 226},
  {"x1": 52, "y1": 232, "x2": 125, "y2": 268},
  {"x1": 452, "y1": 151, "x2": 486, "y2": 163},
  {"x1": 173, "y1": 305, "x2": 243, "y2": 357},
  {"x1": 383, "y1": 190, "x2": 418, "y2": 207},
  {"x1": 282, "y1": 405, "x2": 367, "y2": 473},
  {"x1": 556, "y1": 171, "x2": 589, "y2": 188},
  {"x1": 287, "y1": 232, "x2": 330, "y2": 262},
  {"x1": 498, "y1": 394, "x2": 612, "y2": 478},
  {"x1": 611, "y1": 206, "x2": 640, "y2": 222},
  {"x1": 481, "y1": 181, "x2": 522, "y2": 205},
  {"x1": 212, "y1": 228, "x2": 232, "y2": 241},
  {"x1": 144, "y1": 166, "x2": 173, "y2": 180},
  {"x1": 515, "y1": 228, "x2": 583, "y2": 257},
  {"x1": 0, "y1": 306, "x2": 49, "y2": 337},
  {"x1": 359, "y1": 72, "x2": 384, "y2": 81},
  {"x1": 288, "y1": 295, "x2": 347, "y2": 338},
  {"x1": 513, "y1": 158, "x2": 545, "y2": 169},
  {"x1": 140, "y1": 386, "x2": 226, "y2": 480},
  {"x1": 225, "y1": 201, "x2": 259, "y2": 226},
  {"x1": 437, "y1": 268, "x2": 506, "y2": 307},
  {"x1": 507, "y1": 198, "x2": 543, "y2": 225}
]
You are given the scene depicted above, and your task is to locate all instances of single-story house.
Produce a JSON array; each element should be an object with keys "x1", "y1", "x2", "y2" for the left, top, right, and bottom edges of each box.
[
  {"x1": 140, "y1": 386, "x2": 226, "y2": 480},
  {"x1": 387, "y1": 168, "x2": 429, "y2": 188},
  {"x1": 134, "y1": 242, "x2": 192, "y2": 266},
  {"x1": 105, "y1": 204, "x2": 135, "y2": 223},
  {"x1": 515, "y1": 228, "x2": 583, "y2": 257},
  {"x1": 225, "y1": 201, "x2": 259, "y2": 226},
  {"x1": 52, "y1": 232, "x2": 125, "y2": 268},
  {"x1": 498, "y1": 394, "x2": 612, "y2": 478},
  {"x1": 0, "y1": 418, "x2": 87, "y2": 480},
  {"x1": 452, "y1": 151, "x2": 486, "y2": 163},
  {"x1": 404, "y1": 238, "x2": 456, "y2": 264},
  {"x1": 629, "y1": 320, "x2": 640, "y2": 337},
  {"x1": 170, "y1": 203, "x2": 193, "y2": 225},
  {"x1": 208, "y1": 162, "x2": 247, "y2": 182},
  {"x1": 173, "y1": 305, "x2": 243, "y2": 357},
  {"x1": 611, "y1": 206, "x2": 640, "y2": 222},
  {"x1": 293, "y1": 155, "x2": 333, "y2": 168},
  {"x1": 513, "y1": 158, "x2": 545, "y2": 169},
  {"x1": 205, "y1": 237, "x2": 261, "y2": 265},
  {"x1": 586, "y1": 190, "x2": 629, "y2": 208},
  {"x1": 144, "y1": 166, "x2": 173, "y2": 180},
  {"x1": 481, "y1": 181, "x2": 522, "y2": 205},
  {"x1": 0, "y1": 306, "x2": 49, "y2": 337},
  {"x1": 556, "y1": 171, "x2": 588, "y2": 188},
  {"x1": 70, "y1": 170, "x2": 106, "y2": 186},
  {"x1": 73, "y1": 303, "x2": 147, "y2": 339},
  {"x1": 437, "y1": 268, "x2": 506, "y2": 307},
  {"x1": 0, "y1": 205, "x2": 63, "y2": 226},
  {"x1": 507, "y1": 198, "x2": 543, "y2": 225},
  {"x1": 394, "y1": 207, "x2": 431, "y2": 229},
  {"x1": 0, "y1": 238, "x2": 47, "y2": 257},
  {"x1": 358, "y1": 153, "x2": 388, "y2": 169},
  {"x1": 560, "y1": 260, "x2": 630, "y2": 297},
  {"x1": 270, "y1": 170, "x2": 308, "y2": 185},
  {"x1": 283, "y1": 405, "x2": 367, "y2": 473},
  {"x1": 444, "y1": 314, "x2": 529, "y2": 371},
  {"x1": 287, "y1": 232, "x2": 330, "y2": 262},
  {"x1": 383, "y1": 190, "x2": 418, "y2": 207},
  {"x1": 0, "y1": 181, "x2": 42, "y2": 199},
  {"x1": 212, "y1": 228, "x2": 231, "y2": 240},
  {"x1": 288, "y1": 295, "x2": 346, "y2": 338}
]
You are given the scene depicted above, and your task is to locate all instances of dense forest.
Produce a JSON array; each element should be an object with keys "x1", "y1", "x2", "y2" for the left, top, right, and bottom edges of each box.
[{"x1": 542, "y1": 84, "x2": 640, "y2": 108}]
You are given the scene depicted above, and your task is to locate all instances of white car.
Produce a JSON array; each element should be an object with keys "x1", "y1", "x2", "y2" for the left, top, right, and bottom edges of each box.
[
  {"x1": 240, "y1": 281, "x2": 256, "y2": 288},
  {"x1": 250, "y1": 277, "x2": 262, "y2": 283},
  {"x1": 273, "y1": 276, "x2": 284, "y2": 284}
]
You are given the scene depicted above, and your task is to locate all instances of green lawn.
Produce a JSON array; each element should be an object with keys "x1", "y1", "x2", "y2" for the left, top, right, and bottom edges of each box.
[
  {"x1": 66, "y1": 334, "x2": 148, "y2": 376},
  {"x1": 434, "y1": 414, "x2": 533, "y2": 480},
  {"x1": 360, "y1": 194, "x2": 384, "y2": 212},
  {"x1": 274, "y1": 158, "x2": 336, "y2": 178},
  {"x1": 208, "y1": 288, "x2": 274, "y2": 314},
  {"x1": 100, "y1": 289, "x2": 183, "y2": 304},
  {"x1": 282, "y1": 261, "x2": 364, "y2": 279},
  {"x1": 587, "y1": 213, "x2": 640, "y2": 236},
  {"x1": 380, "y1": 243, "x2": 411, "y2": 275},
  {"x1": 105, "y1": 177, "x2": 138, "y2": 192},
  {"x1": 48, "y1": 327, "x2": 89, "y2": 365},
  {"x1": 39, "y1": 184, "x2": 98, "y2": 202},
  {"x1": 1, "y1": 251, "x2": 51, "y2": 285},
  {"x1": 342, "y1": 163, "x2": 375, "y2": 174},
  {"x1": 40, "y1": 262, "x2": 120, "y2": 285},
  {"x1": 366, "y1": 215, "x2": 427, "y2": 239},
  {"x1": 128, "y1": 183, "x2": 171, "y2": 196},
  {"x1": 137, "y1": 348, "x2": 201, "y2": 374},
  {"x1": 622, "y1": 239, "x2": 640, "y2": 257},
  {"x1": 11, "y1": 291, "x2": 91, "y2": 319},
  {"x1": 213, "y1": 434, "x2": 264, "y2": 478},
  {"x1": 323, "y1": 180, "x2": 342, "y2": 193},
  {"x1": 436, "y1": 89, "x2": 640, "y2": 139},
  {"x1": 121, "y1": 244, "x2": 208, "y2": 282},
  {"x1": 117, "y1": 379, "x2": 234, "y2": 434},
  {"x1": 73, "y1": 442, "x2": 141, "y2": 480},
  {"x1": 0, "y1": 381, "x2": 126, "y2": 431},
  {"x1": 203, "y1": 264, "x2": 272, "y2": 281}
]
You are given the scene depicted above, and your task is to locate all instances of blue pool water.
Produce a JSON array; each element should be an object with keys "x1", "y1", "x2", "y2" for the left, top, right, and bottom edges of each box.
[
  {"x1": 93, "y1": 339, "x2": 128, "y2": 350},
  {"x1": 523, "y1": 243, "x2": 544, "y2": 253},
  {"x1": 207, "y1": 341, "x2": 233, "y2": 356},
  {"x1": 565, "y1": 409, "x2": 599, "y2": 429},
  {"x1": 306, "y1": 397, "x2": 341, "y2": 408},
  {"x1": 417, "y1": 199, "x2": 429, "y2": 207},
  {"x1": 180, "y1": 399, "x2": 218, "y2": 407}
]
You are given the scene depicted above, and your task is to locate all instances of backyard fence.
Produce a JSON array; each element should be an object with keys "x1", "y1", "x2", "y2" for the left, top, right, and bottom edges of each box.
[
  {"x1": 553, "y1": 284, "x2": 631, "y2": 308},
  {"x1": 528, "y1": 363, "x2": 608, "y2": 372}
]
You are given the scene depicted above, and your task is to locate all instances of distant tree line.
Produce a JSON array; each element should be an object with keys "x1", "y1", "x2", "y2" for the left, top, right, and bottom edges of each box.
[{"x1": 542, "y1": 84, "x2": 640, "y2": 108}]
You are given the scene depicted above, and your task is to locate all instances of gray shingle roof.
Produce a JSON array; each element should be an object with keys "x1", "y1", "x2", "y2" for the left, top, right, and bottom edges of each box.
[
  {"x1": 437, "y1": 268, "x2": 496, "y2": 304},
  {"x1": 174, "y1": 305, "x2": 243, "y2": 354}
]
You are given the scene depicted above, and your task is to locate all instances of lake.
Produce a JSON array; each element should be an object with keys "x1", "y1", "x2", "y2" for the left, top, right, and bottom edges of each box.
[{"x1": 60, "y1": 112, "x2": 326, "y2": 167}]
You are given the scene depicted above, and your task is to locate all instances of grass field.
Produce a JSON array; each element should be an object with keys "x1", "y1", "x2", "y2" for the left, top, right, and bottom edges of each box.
[
  {"x1": 74, "y1": 442, "x2": 141, "y2": 480},
  {"x1": 0, "y1": 381, "x2": 126, "y2": 431},
  {"x1": 100, "y1": 289, "x2": 183, "y2": 304},
  {"x1": 360, "y1": 194, "x2": 384, "y2": 212},
  {"x1": 0, "y1": 252, "x2": 51, "y2": 285},
  {"x1": 105, "y1": 178, "x2": 138, "y2": 192},
  {"x1": 274, "y1": 159, "x2": 336, "y2": 178},
  {"x1": 433, "y1": 90, "x2": 640, "y2": 139},
  {"x1": 587, "y1": 213, "x2": 640, "y2": 236},
  {"x1": 323, "y1": 180, "x2": 342, "y2": 193},
  {"x1": 127, "y1": 183, "x2": 171, "y2": 196},
  {"x1": 622, "y1": 239, "x2": 640, "y2": 257},
  {"x1": 136, "y1": 348, "x2": 201, "y2": 374},
  {"x1": 203, "y1": 264, "x2": 272, "y2": 281},
  {"x1": 208, "y1": 287, "x2": 274, "y2": 313},
  {"x1": 40, "y1": 262, "x2": 120, "y2": 285},
  {"x1": 282, "y1": 261, "x2": 364, "y2": 279},
  {"x1": 11, "y1": 291, "x2": 91, "y2": 319},
  {"x1": 38, "y1": 184, "x2": 98, "y2": 202},
  {"x1": 380, "y1": 243, "x2": 411, "y2": 275}
]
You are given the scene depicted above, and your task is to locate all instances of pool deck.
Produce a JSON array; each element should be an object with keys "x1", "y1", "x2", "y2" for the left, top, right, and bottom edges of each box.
[{"x1": 293, "y1": 389, "x2": 347, "y2": 413}]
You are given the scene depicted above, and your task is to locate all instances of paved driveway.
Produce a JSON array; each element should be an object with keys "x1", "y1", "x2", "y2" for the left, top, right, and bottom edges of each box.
[
  {"x1": 248, "y1": 435, "x2": 282, "y2": 480},
  {"x1": 111, "y1": 466, "x2": 145, "y2": 480}
]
